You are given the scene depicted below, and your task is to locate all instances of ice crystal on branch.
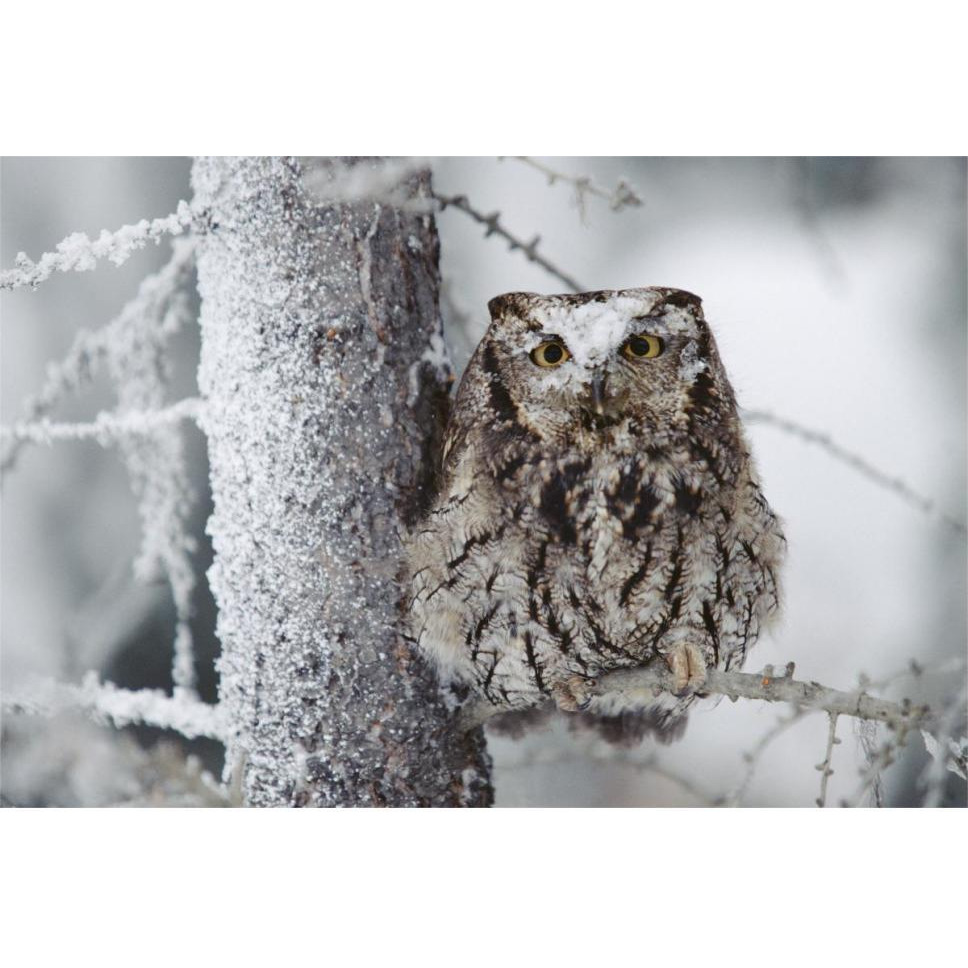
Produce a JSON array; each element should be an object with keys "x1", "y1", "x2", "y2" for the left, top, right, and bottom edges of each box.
[
  {"x1": 1, "y1": 398, "x2": 202, "y2": 447},
  {"x1": 1, "y1": 239, "x2": 198, "y2": 474},
  {"x1": 104, "y1": 237, "x2": 199, "y2": 693},
  {"x1": 3, "y1": 673, "x2": 224, "y2": 741},
  {"x1": 0, "y1": 202, "x2": 193, "y2": 290}
]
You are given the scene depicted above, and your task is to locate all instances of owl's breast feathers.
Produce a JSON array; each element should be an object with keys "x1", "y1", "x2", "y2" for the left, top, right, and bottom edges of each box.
[{"x1": 406, "y1": 424, "x2": 785, "y2": 713}]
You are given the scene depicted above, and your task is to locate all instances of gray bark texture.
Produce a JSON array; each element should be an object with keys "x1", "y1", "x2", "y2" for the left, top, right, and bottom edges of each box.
[{"x1": 192, "y1": 156, "x2": 492, "y2": 806}]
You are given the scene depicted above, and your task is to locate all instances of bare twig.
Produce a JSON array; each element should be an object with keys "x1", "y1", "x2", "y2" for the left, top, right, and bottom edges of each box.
[
  {"x1": 433, "y1": 191, "x2": 585, "y2": 292},
  {"x1": 461, "y1": 662, "x2": 936, "y2": 736},
  {"x1": 494, "y1": 733, "x2": 719, "y2": 807},
  {"x1": 816, "y1": 712, "x2": 841, "y2": 807},
  {"x1": 705, "y1": 662, "x2": 802, "y2": 806},
  {"x1": 722, "y1": 690, "x2": 810, "y2": 807},
  {"x1": 505, "y1": 156, "x2": 643, "y2": 219},
  {"x1": 743, "y1": 408, "x2": 967, "y2": 535},
  {"x1": 495, "y1": 746, "x2": 715, "y2": 805}
]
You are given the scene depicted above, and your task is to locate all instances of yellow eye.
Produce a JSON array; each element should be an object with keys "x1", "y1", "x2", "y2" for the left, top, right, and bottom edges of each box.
[
  {"x1": 622, "y1": 334, "x2": 664, "y2": 360},
  {"x1": 530, "y1": 340, "x2": 571, "y2": 367}
]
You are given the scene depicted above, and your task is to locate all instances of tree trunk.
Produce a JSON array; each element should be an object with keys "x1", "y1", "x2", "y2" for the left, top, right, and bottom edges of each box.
[{"x1": 192, "y1": 156, "x2": 492, "y2": 806}]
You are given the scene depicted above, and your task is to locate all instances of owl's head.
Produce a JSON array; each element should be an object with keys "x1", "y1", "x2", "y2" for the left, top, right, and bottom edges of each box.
[{"x1": 478, "y1": 287, "x2": 726, "y2": 442}]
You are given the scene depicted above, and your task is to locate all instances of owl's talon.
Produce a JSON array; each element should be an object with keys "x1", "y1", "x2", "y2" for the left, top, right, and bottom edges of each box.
[
  {"x1": 664, "y1": 642, "x2": 708, "y2": 696},
  {"x1": 552, "y1": 676, "x2": 597, "y2": 712}
]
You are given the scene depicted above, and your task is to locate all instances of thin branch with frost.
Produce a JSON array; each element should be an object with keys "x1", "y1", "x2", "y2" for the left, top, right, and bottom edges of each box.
[
  {"x1": 0, "y1": 201, "x2": 194, "y2": 291},
  {"x1": 462, "y1": 659, "x2": 943, "y2": 754},
  {"x1": 506, "y1": 156, "x2": 643, "y2": 217},
  {"x1": 816, "y1": 712, "x2": 841, "y2": 807},
  {"x1": 109, "y1": 743, "x2": 236, "y2": 807},
  {"x1": 723, "y1": 706, "x2": 809, "y2": 806},
  {"x1": 1, "y1": 239, "x2": 197, "y2": 475},
  {"x1": 496, "y1": 748, "x2": 716, "y2": 805},
  {"x1": 2, "y1": 235, "x2": 200, "y2": 695},
  {"x1": 100, "y1": 238, "x2": 199, "y2": 694},
  {"x1": 1, "y1": 397, "x2": 203, "y2": 446},
  {"x1": 3, "y1": 673, "x2": 224, "y2": 741},
  {"x1": 594, "y1": 663, "x2": 936, "y2": 729},
  {"x1": 433, "y1": 191, "x2": 585, "y2": 292},
  {"x1": 743, "y1": 408, "x2": 967, "y2": 535}
]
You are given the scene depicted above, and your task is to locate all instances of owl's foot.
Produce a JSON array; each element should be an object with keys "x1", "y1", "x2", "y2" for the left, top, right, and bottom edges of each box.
[
  {"x1": 551, "y1": 676, "x2": 598, "y2": 712},
  {"x1": 663, "y1": 641, "x2": 708, "y2": 696}
]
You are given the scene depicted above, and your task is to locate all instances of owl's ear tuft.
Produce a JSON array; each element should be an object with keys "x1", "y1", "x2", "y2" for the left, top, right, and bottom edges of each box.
[
  {"x1": 658, "y1": 288, "x2": 704, "y2": 317},
  {"x1": 487, "y1": 292, "x2": 537, "y2": 321}
]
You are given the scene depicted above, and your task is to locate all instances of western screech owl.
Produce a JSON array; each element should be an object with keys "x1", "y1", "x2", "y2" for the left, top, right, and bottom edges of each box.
[{"x1": 405, "y1": 287, "x2": 785, "y2": 740}]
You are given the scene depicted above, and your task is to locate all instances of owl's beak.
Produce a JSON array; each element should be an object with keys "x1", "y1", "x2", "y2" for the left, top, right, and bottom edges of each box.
[{"x1": 588, "y1": 371, "x2": 608, "y2": 416}]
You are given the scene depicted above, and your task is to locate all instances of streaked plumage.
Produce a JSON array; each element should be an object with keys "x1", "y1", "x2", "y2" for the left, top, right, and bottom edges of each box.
[{"x1": 405, "y1": 287, "x2": 785, "y2": 740}]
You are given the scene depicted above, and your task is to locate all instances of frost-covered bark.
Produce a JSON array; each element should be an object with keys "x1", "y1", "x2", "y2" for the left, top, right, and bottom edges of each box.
[{"x1": 191, "y1": 157, "x2": 491, "y2": 806}]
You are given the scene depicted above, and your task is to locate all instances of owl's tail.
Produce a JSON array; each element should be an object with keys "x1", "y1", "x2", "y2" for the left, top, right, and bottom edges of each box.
[
  {"x1": 480, "y1": 694, "x2": 695, "y2": 747},
  {"x1": 571, "y1": 699, "x2": 691, "y2": 747}
]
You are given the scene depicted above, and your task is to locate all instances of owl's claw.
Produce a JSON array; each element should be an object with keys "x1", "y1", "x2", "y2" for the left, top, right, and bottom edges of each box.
[
  {"x1": 552, "y1": 676, "x2": 598, "y2": 712},
  {"x1": 664, "y1": 642, "x2": 708, "y2": 696}
]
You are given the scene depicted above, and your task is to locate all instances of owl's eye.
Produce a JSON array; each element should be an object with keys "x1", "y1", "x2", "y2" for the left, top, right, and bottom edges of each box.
[
  {"x1": 622, "y1": 334, "x2": 664, "y2": 360},
  {"x1": 530, "y1": 340, "x2": 571, "y2": 368}
]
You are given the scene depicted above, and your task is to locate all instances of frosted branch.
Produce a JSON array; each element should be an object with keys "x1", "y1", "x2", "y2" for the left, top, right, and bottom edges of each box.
[
  {"x1": 463, "y1": 661, "x2": 938, "y2": 735},
  {"x1": 595, "y1": 663, "x2": 936, "y2": 729},
  {"x1": 1, "y1": 397, "x2": 203, "y2": 446},
  {"x1": 469, "y1": 659, "x2": 964, "y2": 805},
  {"x1": 816, "y1": 712, "x2": 841, "y2": 807},
  {"x1": 3, "y1": 673, "x2": 224, "y2": 741},
  {"x1": 506, "y1": 156, "x2": 643, "y2": 217},
  {"x1": 96, "y1": 238, "x2": 199, "y2": 694},
  {"x1": 1, "y1": 239, "x2": 197, "y2": 475},
  {"x1": 433, "y1": 191, "x2": 585, "y2": 292},
  {"x1": 743, "y1": 408, "x2": 967, "y2": 535},
  {"x1": 0, "y1": 201, "x2": 194, "y2": 290},
  {"x1": 2, "y1": 235, "x2": 199, "y2": 694}
]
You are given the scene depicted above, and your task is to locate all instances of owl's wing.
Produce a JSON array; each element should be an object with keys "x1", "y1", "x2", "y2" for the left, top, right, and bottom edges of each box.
[{"x1": 438, "y1": 337, "x2": 492, "y2": 478}]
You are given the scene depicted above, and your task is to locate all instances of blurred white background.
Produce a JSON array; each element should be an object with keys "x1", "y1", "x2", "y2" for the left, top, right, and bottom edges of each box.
[{"x1": 1, "y1": 156, "x2": 965, "y2": 806}]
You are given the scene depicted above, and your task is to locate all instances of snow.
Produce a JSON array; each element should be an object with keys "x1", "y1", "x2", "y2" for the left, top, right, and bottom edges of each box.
[
  {"x1": 192, "y1": 156, "x2": 489, "y2": 805},
  {"x1": 3, "y1": 156, "x2": 963, "y2": 807},
  {"x1": 1, "y1": 238, "x2": 196, "y2": 474},
  {"x1": 1, "y1": 397, "x2": 202, "y2": 446},
  {"x1": 300, "y1": 156, "x2": 433, "y2": 211},
  {"x1": 103, "y1": 237, "x2": 200, "y2": 694},
  {"x1": 4, "y1": 672, "x2": 224, "y2": 741},
  {"x1": 520, "y1": 289, "x2": 706, "y2": 390},
  {"x1": 0, "y1": 201, "x2": 193, "y2": 290}
]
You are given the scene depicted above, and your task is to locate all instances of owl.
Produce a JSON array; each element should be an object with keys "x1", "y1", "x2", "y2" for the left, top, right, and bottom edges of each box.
[{"x1": 405, "y1": 287, "x2": 785, "y2": 740}]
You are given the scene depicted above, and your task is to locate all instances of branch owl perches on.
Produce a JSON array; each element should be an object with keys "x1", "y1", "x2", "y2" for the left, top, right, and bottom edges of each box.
[{"x1": 405, "y1": 287, "x2": 786, "y2": 743}]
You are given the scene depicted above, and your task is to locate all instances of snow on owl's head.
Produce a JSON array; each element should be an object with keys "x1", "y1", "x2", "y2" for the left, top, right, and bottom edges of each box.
[{"x1": 478, "y1": 287, "x2": 723, "y2": 440}]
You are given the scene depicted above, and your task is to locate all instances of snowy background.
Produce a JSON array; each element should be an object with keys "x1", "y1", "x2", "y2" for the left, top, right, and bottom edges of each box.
[{"x1": 1, "y1": 156, "x2": 965, "y2": 806}]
